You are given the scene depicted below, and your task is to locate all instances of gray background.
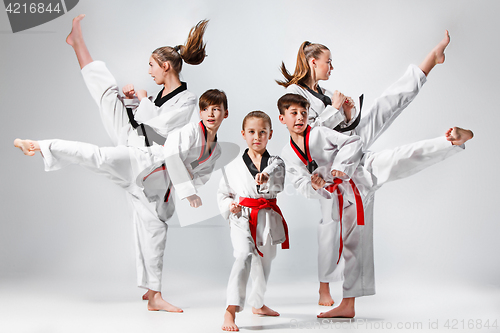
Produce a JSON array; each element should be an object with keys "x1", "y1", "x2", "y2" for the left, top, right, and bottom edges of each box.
[{"x1": 1, "y1": 0, "x2": 499, "y2": 332}]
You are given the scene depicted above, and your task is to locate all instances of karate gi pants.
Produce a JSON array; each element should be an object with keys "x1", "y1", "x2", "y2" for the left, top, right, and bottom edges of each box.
[
  {"x1": 81, "y1": 60, "x2": 168, "y2": 292},
  {"x1": 354, "y1": 64, "x2": 427, "y2": 149},
  {"x1": 226, "y1": 221, "x2": 277, "y2": 311},
  {"x1": 317, "y1": 64, "x2": 462, "y2": 297},
  {"x1": 318, "y1": 136, "x2": 464, "y2": 297}
]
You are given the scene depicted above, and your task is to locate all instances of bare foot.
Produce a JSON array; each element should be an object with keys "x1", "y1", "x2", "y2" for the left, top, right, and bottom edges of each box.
[
  {"x1": 318, "y1": 282, "x2": 334, "y2": 306},
  {"x1": 252, "y1": 305, "x2": 280, "y2": 316},
  {"x1": 433, "y1": 30, "x2": 450, "y2": 65},
  {"x1": 317, "y1": 297, "x2": 355, "y2": 318},
  {"x1": 14, "y1": 138, "x2": 38, "y2": 156},
  {"x1": 66, "y1": 14, "x2": 85, "y2": 47},
  {"x1": 66, "y1": 14, "x2": 92, "y2": 68},
  {"x1": 420, "y1": 30, "x2": 450, "y2": 76},
  {"x1": 222, "y1": 306, "x2": 239, "y2": 331},
  {"x1": 446, "y1": 127, "x2": 474, "y2": 146},
  {"x1": 142, "y1": 289, "x2": 151, "y2": 301},
  {"x1": 147, "y1": 291, "x2": 183, "y2": 313}
]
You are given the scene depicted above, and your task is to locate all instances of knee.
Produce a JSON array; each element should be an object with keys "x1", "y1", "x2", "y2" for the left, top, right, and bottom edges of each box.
[{"x1": 233, "y1": 251, "x2": 252, "y2": 265}]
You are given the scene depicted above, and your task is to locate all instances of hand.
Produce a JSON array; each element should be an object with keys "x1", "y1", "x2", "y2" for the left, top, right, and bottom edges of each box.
[
  {"x1": 137, "y1": 89, "x2": 148, "y2": 101},
  {"x1": 331, "y1": 170, "x2": 347, "y2": 178},
  {"x1": 311, "y1": 173, "x2": 326, "y2": 190},
  {"x1": 343, "y1": 96, "x2": 354, "y2": 122},
  {"x1": 187, "y1": 194, "x2": 202, "y2": 208},
  {"x1": 230, "y1": 201, "x2": 241, "y2": 214},
  {"x1": 331, "y1": 90, "x2": 346, "y2": 110},
  {"x1": 255, "y1": 172, "x2": 269, "y2": 185},
  {"x1": 122, "y1": 84, "x2": 135, "y2": 99}
]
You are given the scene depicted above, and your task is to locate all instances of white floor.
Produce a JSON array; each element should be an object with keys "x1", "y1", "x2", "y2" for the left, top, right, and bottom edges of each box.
[{"x1": 1, "y1": 276, "x2": 499, "y2": 333}]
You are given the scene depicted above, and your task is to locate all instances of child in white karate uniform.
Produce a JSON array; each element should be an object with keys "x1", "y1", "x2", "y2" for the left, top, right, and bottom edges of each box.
[
  {"x1": 277, "y1": 32, "x2": 452, "y2": 306},
  {"x1": 65, "y1": 15, "x2": 208, "y2": 311},
  {"x1": 14, "y1": 89, "x2": 229, "y2": 312},
  {"x1": 277, "y1": 93, "x2": 473, "y2": 318},
  {"x1": 218, "y1": 111, "x2": 288, "y2": 332}
]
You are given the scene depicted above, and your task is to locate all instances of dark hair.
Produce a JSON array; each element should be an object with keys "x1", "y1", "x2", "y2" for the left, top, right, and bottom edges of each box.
[
  {"x1": 199, "y1": 89, "x2": 228, "y2": 111},
  {"x1": 277, "y1": 93, "x2": 310, "y2": 115},
  {"x1": 276, "y1": 41, "x2": 329, "y2": 88},
  {"x1": 151, "y1": 19, "x2": 209, "y2": 74},
  {"x1": 242, "y1": 111, "x2": 272, "y2": 130}
]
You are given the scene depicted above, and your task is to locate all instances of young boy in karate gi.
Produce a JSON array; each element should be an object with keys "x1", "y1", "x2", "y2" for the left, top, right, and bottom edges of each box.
[
  {"x1": 14, "y1": 90, "x2": 229, "y2": 311},
  {"x1": 218, "y1": 111, "x2": 288, "y2": 332},
  {"x1": 278, "y1": 93, "x2": 473, "y2": 318},
  {"x1": 279, "y1": 31, "x2": 453, "y2": 307}
]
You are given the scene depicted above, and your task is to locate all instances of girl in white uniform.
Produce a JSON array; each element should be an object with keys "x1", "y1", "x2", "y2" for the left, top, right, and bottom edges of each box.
[
  {"x1": 218, "y1": 112, "x2": 288, "y2": 332},
  {"x1": 14, "y1": 89, "x2": 227, "y2": 314},
  {"x1": 277, "y1": 93, "x2": 473, "y2": 318},
  {"x1": 277, "y1": 31, "x2": 450, "y2": 146},
  {"x1": 277, "y1": 32, "x2": 453, "y2": 307},
  {"x1": 65, "y1": 15, "x2": 208, "y2": 311}
]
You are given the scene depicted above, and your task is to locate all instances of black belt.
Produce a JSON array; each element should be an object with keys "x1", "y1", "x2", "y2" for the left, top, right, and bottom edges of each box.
[
  {"x1": 127, "y1": 107, "x2": 152, "y2": 147},
  {"x1": 334, "y1": 94, "x2": 364, "y2": 133}
]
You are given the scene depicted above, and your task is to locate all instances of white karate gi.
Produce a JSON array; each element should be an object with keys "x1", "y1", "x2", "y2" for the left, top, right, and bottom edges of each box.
[
  {"x1": 286, "y1": 64, "x2": 427, "y2": 149},
  {"x1": 218, "y1": 151, "x2": 286, "y2": 311},
  {"x1": 285, "y1": 64, "x2": 441, "y2": 298},
  {"x1": 281, "y1": 125, "x2": 464, "y2": 298},
  {"x1": 37, "y1": 125, "x2": 220, "y2": 217},
  {"x1": 80, "y1": 60, "x2": 197, "y2": 292}
]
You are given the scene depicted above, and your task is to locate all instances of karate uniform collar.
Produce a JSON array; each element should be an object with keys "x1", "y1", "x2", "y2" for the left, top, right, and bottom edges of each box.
[
  {"x1": 289, "y1": 125, "x2": 318, "y2": 173},
  {"x1": 190, "y1": 121, "x2": 218, "y2": 169},
  {"x1": 300, "y1": 82, "x2": 331, "y2": 108},
  {"x1": 154, "y1": 81, "x2": 188, "y2": 107},
  {"x1": 242, "y1": 148, "x2": 270, "y2": 178},
  {"x1": 242, "y1": 148, "x2": 270, "y2": 193},
  {"x1": 300, "y1": 82, "x2": 365, "y2": 133}
]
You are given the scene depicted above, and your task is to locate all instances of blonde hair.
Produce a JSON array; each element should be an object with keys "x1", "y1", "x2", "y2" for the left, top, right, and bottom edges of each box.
[
  {"x1": 242, "y1": 111, "x2": 272, "y2": 130},
  {"x1": 276, "y1": 41, "x2": 329, "y2": 88},
  {"x1": 151, "y1": 19, "x2": 209, "y2": 74}
]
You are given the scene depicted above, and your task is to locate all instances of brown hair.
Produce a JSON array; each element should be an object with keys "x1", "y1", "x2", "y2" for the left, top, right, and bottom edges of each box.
[
  {"x1": 276, "y1": 41, "x2": 329, "y2": 88},
  {"x1": 151, "y1": 19, "x2": 209, "y2": 74},
  {"x1": 199, "y1": 89, "x2": 228, "y2": 111},
  {"x1": 277, "y1": 93, "x2": 310, "y2": 115},
  {"x1": 242, "y1": 111, "x2": 272, "y2": 130}
]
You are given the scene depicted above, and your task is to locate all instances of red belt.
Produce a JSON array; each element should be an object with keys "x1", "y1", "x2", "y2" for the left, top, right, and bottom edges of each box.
[
  {"x1": 238, "y1": 197, "x2": 289, "y2": 257},
  {"x1": 324, "y1": 179, "x2": 365, "y2": 264}
]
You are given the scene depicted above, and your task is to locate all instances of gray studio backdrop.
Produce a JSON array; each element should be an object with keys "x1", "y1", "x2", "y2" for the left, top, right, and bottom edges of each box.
[{"x1": 1, "y1": 0, "x2": 499, "y2": 310}]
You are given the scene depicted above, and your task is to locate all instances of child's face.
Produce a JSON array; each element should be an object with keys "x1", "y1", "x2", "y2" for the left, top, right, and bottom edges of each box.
[
  {"x1": 241, "y1": 117, "x2": 273, "y2": 154},
  {"x1": 199, "y1": 104, "x2": 228, "y2": 131},
  {"x1": 279, "y1": 103, "x2": 308, "y2": 135},
  {"x1": 148, "y1": 56, "x2": 166, "y2": 85},
  {"x1": 311, "y1": 50, "x2": 333, "y2": 81}
]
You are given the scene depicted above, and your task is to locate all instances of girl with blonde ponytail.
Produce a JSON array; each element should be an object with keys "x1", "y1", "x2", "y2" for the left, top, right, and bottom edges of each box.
[
  {"x1": 277, "y1": 32, "x2": 454, "y2": 317},
  {"x1": 66, "y1": 16, "x2": 209, "y2": 312},
  {"x1": 278, "y1": 33, "x2": 451, "y2": 141}
]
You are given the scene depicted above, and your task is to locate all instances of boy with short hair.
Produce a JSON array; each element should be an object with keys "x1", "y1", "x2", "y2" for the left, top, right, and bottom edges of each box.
[
  {"x1": 278, "y1": 93, "x2": 473, "y2": 318},
  {"x1": 14, "y1": 89, "x2": 229, "y2": 312},
  {"x1": 218, "y1": 111, "x2": 288, "y2": 332}
]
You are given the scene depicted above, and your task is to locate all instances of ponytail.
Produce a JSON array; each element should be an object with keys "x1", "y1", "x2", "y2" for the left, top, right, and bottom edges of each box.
[
  {"x1": 152, "y1": 19, "x2": 209, "y2": 74},
  {"x1": 276, "y1": 41, "x2": 329, "y2": 88}
]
